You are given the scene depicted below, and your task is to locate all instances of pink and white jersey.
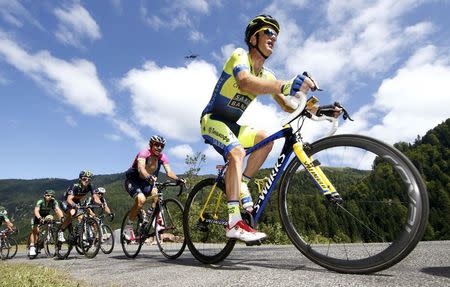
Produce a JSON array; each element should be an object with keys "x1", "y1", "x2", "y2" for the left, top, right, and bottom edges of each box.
[{"x1": 131, "y1": 149, "x2": 169, "y2": 168}]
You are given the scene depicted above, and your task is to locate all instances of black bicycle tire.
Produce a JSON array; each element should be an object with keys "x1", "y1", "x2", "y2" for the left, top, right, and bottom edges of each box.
[
  {"x1": 6, "y1": 237, "x2": 18, "y2": 259},
  {"x1": 278, "y1": 134, "x2": 429, "y2": 274},
  {"x1": 120, "y1": 210, "x2": 144, "y2": 258},
  {"x1": 100, "y1": 224, "x2": 115, "y2": 254},
  {"x1": 81, "y1": 217, "x2": 101, "y2": 258},
  {"x1": 0, "y1": 238, "x2": 9, "y2": 260},
  {"x1": 44, "y1": 225, "x2": 56, "y2": 257},
  {"x1": 156, "y1": 198, "x2": 186, "y2": 259},
  {"x1": 183, "y1": 178, "x2": 236, "y2": 264}
]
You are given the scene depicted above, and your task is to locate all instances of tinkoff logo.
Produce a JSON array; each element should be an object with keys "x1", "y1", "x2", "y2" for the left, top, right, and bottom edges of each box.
[{"x1": 208, "y1": 127, "x2": 230, "y2": 143}]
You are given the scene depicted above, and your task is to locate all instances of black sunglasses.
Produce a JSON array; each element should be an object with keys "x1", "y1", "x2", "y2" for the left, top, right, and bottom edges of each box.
[
  {"x1": 257, "y1": 28, "x2": 277, "y2": 38},
  {"x1": 153, "y1": 143, "x2": 165, "y2": 149}
]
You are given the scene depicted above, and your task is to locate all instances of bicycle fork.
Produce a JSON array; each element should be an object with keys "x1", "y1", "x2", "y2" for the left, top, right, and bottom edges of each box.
[{"x1": 292, "y1": 142, "x2": 342, "y2": 201}]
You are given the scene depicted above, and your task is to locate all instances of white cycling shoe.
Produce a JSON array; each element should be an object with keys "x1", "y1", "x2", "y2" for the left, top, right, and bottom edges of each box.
[
  {"x1": 226, "y1": 220, "x2": 267, "y2": 243},
  {"x1": 57, "y1": 231, "x2": 66, "y2": 242},
  {"x1": 29, "y1": 246, "x2": 37, "y2": 256}
]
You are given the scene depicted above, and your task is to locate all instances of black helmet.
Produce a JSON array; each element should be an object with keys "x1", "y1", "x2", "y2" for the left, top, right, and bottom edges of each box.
[
  {"x1": 245, "y1": 14, "x2": 280, "y2": 46},
  {"x1": 79, "y1": 170, "x2": 93, "y2": 179},
  {"x1": 149, "y1": 135, "x2": 166, "y2": 145}
]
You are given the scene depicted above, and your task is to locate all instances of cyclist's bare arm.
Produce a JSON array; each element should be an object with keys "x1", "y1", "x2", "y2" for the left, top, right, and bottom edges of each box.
[
  {"x1": 273, "y1": 93, "x2": 296, "y2": 113},
  {"x1": 34, "y1": 206, "x2": 41, "y2": 220},
  {"x1": 137, "y1": 158, "x2": 154, "y2": 180},
  {"x1": 236, "y1": 70, "x2": 283, "y2": 95},
  {"x1": 92, "y1": 194, "x2": 103, "y2": 206},
  {"x1": 162, "y1": 164, "x2": 179, "y2": 181},
  {"x1": 66, "y1": 194, "x2": 77, "y2": 209},
  {"x1": 5, "y1": 220, "x2": 14, "y2": 230}
]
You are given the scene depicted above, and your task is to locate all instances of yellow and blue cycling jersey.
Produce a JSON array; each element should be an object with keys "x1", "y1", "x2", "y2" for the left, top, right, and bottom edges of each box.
[
  {"x1": 201, "y1": 48, "x2": 277, "y2": 121},
  {"x1": 201, "y1": 48, "x2": 277, "y2": 158}
]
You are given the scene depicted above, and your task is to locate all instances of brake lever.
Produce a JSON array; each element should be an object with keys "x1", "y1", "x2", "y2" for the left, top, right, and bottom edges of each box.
[{"x1": 334, "y1": 102, "x2": 354, "y2": 121}]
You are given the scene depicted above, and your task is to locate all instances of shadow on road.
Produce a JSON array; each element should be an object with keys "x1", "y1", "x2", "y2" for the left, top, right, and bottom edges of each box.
[{"x1": 421, "y1": 266, "x2": 450, "y2": 278}]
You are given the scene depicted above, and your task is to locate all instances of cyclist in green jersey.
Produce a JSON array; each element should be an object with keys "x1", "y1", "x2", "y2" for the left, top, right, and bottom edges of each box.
[
  {"x1": 29, "y1": 190, "x2": 65, "y2": 256},
  {"x1": 200, "y1": 14, "x2": 321, "y2": 243},
  {"x1": 0, "y1": 206, "x2": 14, "y2": 231}
]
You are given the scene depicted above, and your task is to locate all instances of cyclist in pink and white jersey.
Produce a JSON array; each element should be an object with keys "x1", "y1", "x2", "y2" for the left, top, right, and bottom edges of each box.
[{"x1": 125, "y1": 135, "x2": 185, "y2": 221}]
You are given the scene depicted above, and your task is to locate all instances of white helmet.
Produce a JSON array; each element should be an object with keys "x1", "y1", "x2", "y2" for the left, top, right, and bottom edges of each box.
[{"x1": 96, "y1": 187, "x2": 106, "y2": 194}]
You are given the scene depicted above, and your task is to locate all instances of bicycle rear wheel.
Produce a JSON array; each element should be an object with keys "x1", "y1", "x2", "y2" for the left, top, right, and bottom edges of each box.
[
  {"x1": 80, "y1": 217, "x2": 101, "y2": 258},
  {"x1": 279, "y1": 134, "x2": 429, "y2": 274},
  {"x1": 183, "y1": 178, "x2": 236, "y2": 264},
  {"x1": 100, "y1": 224, "x2": 115, "y2": 254},
  {"x1": 155, "y1": 198, "x2": 186, "y2": 259},
  {"x1": 120, "y1": 210, "x2": 144, "y2": 258}
]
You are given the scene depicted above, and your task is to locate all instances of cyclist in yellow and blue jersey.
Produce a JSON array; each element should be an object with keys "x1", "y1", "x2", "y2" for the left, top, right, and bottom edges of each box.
[{"x1": 201, "y1": 14, "x2": 319, "y2": 243}]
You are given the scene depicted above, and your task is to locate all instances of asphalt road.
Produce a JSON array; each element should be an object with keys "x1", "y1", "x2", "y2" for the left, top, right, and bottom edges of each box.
[{"x1": 7, "y1": 241, "x2": 450, "y2": 287}]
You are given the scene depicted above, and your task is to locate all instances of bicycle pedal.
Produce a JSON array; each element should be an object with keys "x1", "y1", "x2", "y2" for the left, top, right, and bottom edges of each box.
[{"x1": 245, "y1": 240, "x2": 262, "y2": 246}]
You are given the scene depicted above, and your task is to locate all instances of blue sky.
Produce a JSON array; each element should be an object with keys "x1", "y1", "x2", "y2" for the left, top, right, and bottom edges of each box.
[{"x1": 0, "y1": 0, "x2": 449, "y2": 180}]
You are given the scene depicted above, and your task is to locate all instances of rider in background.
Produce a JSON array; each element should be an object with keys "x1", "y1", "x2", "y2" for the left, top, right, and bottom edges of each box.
[
  {"x1": 125, "y1": 135, "x2": 185, "y2": 221},
  {"x1": 60, "y1": 170, "x2": 96, "y2": 230},
  {"x1": 29, "y1": 189, "x2": 65, "y2": 256},
  {"x1": 86, "y1": 187, "x2": 115, "y2": 221},
  {"x1": 200, "y1": 14, "x2": 319, "y2": 243},
  {"x1": 0, "y1": 205, "x2": 14, "y2": 231}
]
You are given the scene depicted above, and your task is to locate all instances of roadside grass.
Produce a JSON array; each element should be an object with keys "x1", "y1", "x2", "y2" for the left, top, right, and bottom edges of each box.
[{"x1": 0, "y1": 262, "x2": 88, "y2": 287}]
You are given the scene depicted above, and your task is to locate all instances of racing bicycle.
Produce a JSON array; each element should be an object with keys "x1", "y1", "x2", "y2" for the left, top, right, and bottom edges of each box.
[
  {"x1": 56, "y1": 203, "x2": 101, "y2": 259},
  {"x1": 0, "y1": 228, "x2": 17, "y2": 260},
  {"x1": 121, "y1": 180, "x2": 186, "y2": 259},
  {"x1": 27, "y1": 215, "x2": 58, "y2": 259},
  {"x1": 183, "y1": 91, "x2": 429, "y2": 274}
]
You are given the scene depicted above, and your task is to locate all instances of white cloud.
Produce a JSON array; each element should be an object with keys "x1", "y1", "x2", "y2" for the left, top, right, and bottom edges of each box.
[
  {"x1": 212, "y1": 43, "x2": 236, "y2": 63},
  {"x1": 341, "y1": 45, "x2": 450, "y2": 144},
  {"x1": 268, "y1": 0, "x2": 435, "y2": 99},
  {"x1": 53, "y1": 3, "x2": 101, "y2": 48},
  {"x1": 0, "y1": 0, "x2": 43, "y2": 29},
  {"x1": 168, "y1": 144, "x2": 194, "y2": 160},
  {"x1": 190, "y1": 30, "x2": 206, "y2": 43},
  {"x1": 120, "y1": 60, "x2": 217, "y2": 142},
  {"x1": 111, "y1": 118, "x2": 146, "y2": 147},
  {"x1": 140, "y1": 0, "x2": 221, "y2": 38},
  {"x1": 104, "y1": 133, "x2": 121, "y2": 141},
  {"x1": 64, "y1": 115, "x2": 77, "y2": 127},
  {"x1": 0, "y1": 32, "x2": 114, "y2": 116}
]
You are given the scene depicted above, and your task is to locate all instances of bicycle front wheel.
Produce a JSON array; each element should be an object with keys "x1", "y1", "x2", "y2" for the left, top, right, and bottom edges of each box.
[
  {"x1": 120, "y1": 210, "x2": 144, "y2": 258},
  {"x1": 6, "y1": 237, "x2": 18, "y2": 259},
  {"x1": 279, "y1": 134, "x2": 429, "y2": 274},
  {"x1": 183, "y1": 178, "x2": 236, "y2": 264},
  {"x1": 80, "y1": 217, "x2": 101, "y2": 258},
  {"x1": 155, "y1": 198, "x2": 186, "y2": 259},
  {"x1": 100, "y1": 224, "x2": 115, "y2": 254},
  {"x1": 44, "y1": 227, "x2": 57, "y2": 257}
]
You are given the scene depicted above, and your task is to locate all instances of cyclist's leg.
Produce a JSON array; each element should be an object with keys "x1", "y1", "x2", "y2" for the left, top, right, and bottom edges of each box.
[
  {"x1": 125, "y1": 178, "x2": 149, "y2": 220},
  {"x1": 130, "y1": 193, "x2": 146, "y2": 220},
  {"x1": 201, "y1": 114, "x2": 266, "y2": 242},
  {"x1": 241, "y1": 129, "x2": 273, "y2": 178},
  {"x1": 150, "y1": 187, "x2": 158, "y2": 209},
  {"x1": 30, "y1": 217, "x2": 39, "y2": 245}
]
